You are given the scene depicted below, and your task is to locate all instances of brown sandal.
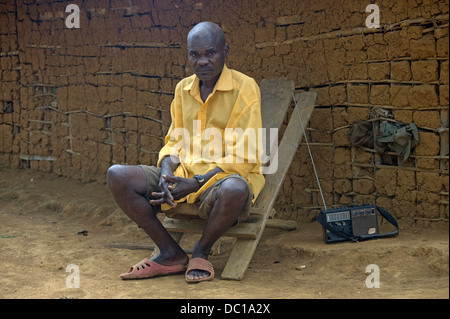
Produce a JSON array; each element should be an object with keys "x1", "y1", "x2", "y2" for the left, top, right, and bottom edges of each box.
[
  {"x1": 185, "y1": 257, "x2": 215, "y2": 283},
  {"x1": 119, "y1": 258, "x2": 186, "y2": 280}
]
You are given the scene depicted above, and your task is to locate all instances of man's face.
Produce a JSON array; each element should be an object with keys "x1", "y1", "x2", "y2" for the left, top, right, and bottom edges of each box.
[{"x1": 187, "y1": 32, "x2": 228, "y2": 84}]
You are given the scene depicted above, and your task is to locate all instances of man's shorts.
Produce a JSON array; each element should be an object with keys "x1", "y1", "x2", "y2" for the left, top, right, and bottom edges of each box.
[{"x1": 139, "y1": 165, "x2": 253, "y2": 223}]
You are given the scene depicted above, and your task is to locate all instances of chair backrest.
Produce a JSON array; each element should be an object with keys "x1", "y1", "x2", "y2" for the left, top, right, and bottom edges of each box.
[
  {"x1": 258, "y1": 77, "x2": 295, "y2": 177},
  {"x1": 255, "y1": 79, "x2": 317, "y2": 212},
  {"x1": 260, "y1": 78, "x2": 294, "y2": 131}
]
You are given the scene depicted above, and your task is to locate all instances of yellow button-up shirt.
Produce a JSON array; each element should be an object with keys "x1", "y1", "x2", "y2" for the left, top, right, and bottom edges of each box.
[{"x1": 157, "y1": 65, "x2": 265, "y2": 206}]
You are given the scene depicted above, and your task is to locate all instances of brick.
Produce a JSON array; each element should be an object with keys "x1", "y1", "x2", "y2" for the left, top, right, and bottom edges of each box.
[
  {"x1": 410, "y1": 35, "x2": 436, "y2": 59},
  {"x1": 353, "y1": 179, "x2": 374, "y2": 195},
  {"x1": 407, "y1": 26, "x2": 423, "y2": 40},
  {"x1": 417, "y1": 158, "x2": 439, "y2": 169},
  {"x1": 347, "y1": 107, "x2": 370, "y2": 123},
  {"x1": 124, "y1": 116, "x2": 138, "y2": 132},
  {"x1": 413, "y1": 110, "x2": 441, "y2": 129},
  {"x1": 348, "y1": 63, "x2": 367, "y2": 80},
  {"x1": 107, "y1": 86, "x2": 122, "y2": 102},
  {"x1": 391, "y1": 61, "x2": 411, "y2": 81},
  {"x1": 408, "y1": 85, "x2": 439, "y2": 108},
  {"x1": 347, "y1": 84, "x2": 368, "y2": 104},
  {"x1": 333, "y1": 163, "x2": 352, "y2": 179},
  {"x1": 334, "y1": 178, "x2": 352, "y2": 194},
  {"x1": 368, "y1": 62, "x2": 390, "y2": 81},
  {"x1": 370, "y1": 84, "x2": 390, "y2": 105},
  {"x1": 0, "y1": 124, "x2": 13, "y2": 153},
  {"x1": 416, "y1": 172, "x2": 443, "y2": 193},
  {"x1": 276, "y1": 15, "x2": 303, "y2": 26},
  {"x1": 440, "y1": 85, "x2": 449, "y2": 106},
  {"x1": 67, "y1": 85, "x2": 85, "y2": 110},
  {"x1": 375, "y1": 169, "x2": 397, "y2": 197},
  {"x1": 122, "y1": 73, "x2": 136, "y2": 87},
  {"x1": 332, "y1": 107, "x2": 349, "y2": 127},
  {"x1": 332, "y1": 129, "x2": 350, "y2": 147},
  {"x1": 411, "y1": 60, "x2": 439, "y2": 82},
  {"x1": 441, "y1": 61, "x2": 449, "y2": 84},
  {"x1": 434, "y1": 27, "x2": 449, "y2": 39},
  {"x1": 414, "y1": 131, "x2": 440, "y2": 156},
  {"x1": 122, "y1": 87, "x2": 137, "y2": 104},
  {"x1": 354, "y1": 148, "x2": 373, "y2": 164},
  {"x1": 390, "y1": 85, "x2": 410, "y2": 107},
  {"x1": 397, "y1": 170, "x2": 416, "y2": 191},
  {"x1": 385, "y1": 29, "x2": 410, "y2": 59},
  {"x1": 333, "y1": 148, "x2": 350, "y2": 165},
  {"x1": 437, "y1": 37, "x2": 449, "y2": 57},
  {"x1": 312, "y1": 87, "x2": 330, "y2": 106},
  {"x1": 367, "y1": 44, "x2": 388, "y2": 60},
  {"x1": 417, "y1": 202, "x2": 440, "y2": 219}
]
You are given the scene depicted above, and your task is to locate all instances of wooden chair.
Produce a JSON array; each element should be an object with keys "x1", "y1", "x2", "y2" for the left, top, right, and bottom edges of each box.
[{"x1": 151, "y1": 78, "x2": 317, "y2": 280}]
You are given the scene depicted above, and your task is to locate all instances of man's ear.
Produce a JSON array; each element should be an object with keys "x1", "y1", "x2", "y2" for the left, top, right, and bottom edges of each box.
[{"x1": 224, "y1": 45, "x2": 229, "y2": 58}]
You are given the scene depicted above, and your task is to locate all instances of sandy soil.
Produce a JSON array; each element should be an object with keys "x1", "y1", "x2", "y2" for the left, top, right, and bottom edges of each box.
[{"x1": 0, "y1": 167, "x2": 448, "y2": 300}]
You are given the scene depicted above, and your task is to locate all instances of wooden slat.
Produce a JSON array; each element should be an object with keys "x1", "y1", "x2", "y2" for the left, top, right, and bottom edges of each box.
[
  {"x1": 259, "y1": 78, "x2": 295, "y2": 165},
  {"x1": 259, "y1": 78, "x2": 294, "y2": 130},
  {"x1": 161, "y1": 215, "x2": 264, "y2": 239},
  {"x1": 164, "y1": 203, "x2": 200, "y2": 219},
  {"x1": 166, "y1": 204, "x2": 269, "y2": 220},
  {"x1": 266, "y1": 218, "x2": 297, "y2": 230},
  {"x1": 243, "y1": 216, "x2": 297, "y2": 230},
  {"x1": 221, "y1": 91, "x2": 317, "y2": 280},
  {"x1": 253, "y1": 91, "x2": 317, "y2": 212}
]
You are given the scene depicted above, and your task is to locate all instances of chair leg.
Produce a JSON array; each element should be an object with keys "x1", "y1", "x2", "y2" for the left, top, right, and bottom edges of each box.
[
  {"x1": 220, "y1": 237, "x2": 261, "y2": 280},
  {"x1": 221, "y1": 212, "x2": 270, "y2": 280}
]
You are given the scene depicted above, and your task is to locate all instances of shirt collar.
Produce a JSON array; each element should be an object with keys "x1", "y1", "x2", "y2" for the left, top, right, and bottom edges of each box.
[{"x1": 183, "y1": 65, "x2": 233, "y2": 93}]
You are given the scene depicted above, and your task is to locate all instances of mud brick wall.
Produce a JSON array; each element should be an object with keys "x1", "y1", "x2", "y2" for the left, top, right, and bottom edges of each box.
[{"x1": 0, "y1": 0, "x2": 449, "y2": 226}]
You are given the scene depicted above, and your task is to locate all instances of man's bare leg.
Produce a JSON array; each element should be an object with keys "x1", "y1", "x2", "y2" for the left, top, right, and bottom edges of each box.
[
  {"x1": 106, "y1": 164, "x2": 188, "y2": 266},
  {"x1": 186, "y1": 178, "x2": 249, "y2": 281}
]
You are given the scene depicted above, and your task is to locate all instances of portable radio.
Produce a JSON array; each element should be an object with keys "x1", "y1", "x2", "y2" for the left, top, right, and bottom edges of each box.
[{"x1": 317, "y1": 204, "x2": 398, "y2": 243}]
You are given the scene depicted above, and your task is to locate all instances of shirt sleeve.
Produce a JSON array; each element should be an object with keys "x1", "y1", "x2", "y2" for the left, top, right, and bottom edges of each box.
[{"x1": 157, "y1": 86, "x2": 180, "y2": 167}]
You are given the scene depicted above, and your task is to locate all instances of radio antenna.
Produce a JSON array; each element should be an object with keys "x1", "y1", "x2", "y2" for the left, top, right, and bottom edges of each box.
[{"x1": 292, "y1": 92, "x2": 327, "y2": 210}]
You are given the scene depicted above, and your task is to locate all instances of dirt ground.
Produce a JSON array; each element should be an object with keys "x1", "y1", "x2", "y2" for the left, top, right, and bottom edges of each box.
[{"x1": 0, "y1": 167, "x2": 448, "y2": 300}]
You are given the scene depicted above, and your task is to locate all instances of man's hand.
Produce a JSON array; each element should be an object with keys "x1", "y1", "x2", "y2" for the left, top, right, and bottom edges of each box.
[
  {"x1": 149, "y1": 157, "x2": 223, "y2": 207},
  {"x1": 162, "y1": 175, "x2": 200, "y2": 201},
  {"x1": 149, "y1": 174, "x2": 177, "y2": 207},
  {"x1": 149, "y1": 156, "x2": 180, "y2": 208},
  {"x1": 150, "y1": 175, "x2": 199, "y2": 207}
]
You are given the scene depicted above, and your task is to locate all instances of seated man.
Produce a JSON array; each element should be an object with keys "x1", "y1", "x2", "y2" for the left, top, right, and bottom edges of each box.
[{"x1": 107, "y1": 21, "x2": 265, "y2": 283}]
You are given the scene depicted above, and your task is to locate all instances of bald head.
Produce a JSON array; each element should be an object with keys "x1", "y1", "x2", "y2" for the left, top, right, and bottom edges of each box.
[{"x1": 187, "y1": 21, "x2": 226, "y2": 47}]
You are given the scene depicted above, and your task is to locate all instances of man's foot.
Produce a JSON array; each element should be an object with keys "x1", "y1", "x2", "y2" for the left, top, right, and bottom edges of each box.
[
  {"x1": 152, "y1": 251, "x2": 189, "y2": 268},
  {"x1": 185, "y1": 257, "x2": 214, "y2": 283}
]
